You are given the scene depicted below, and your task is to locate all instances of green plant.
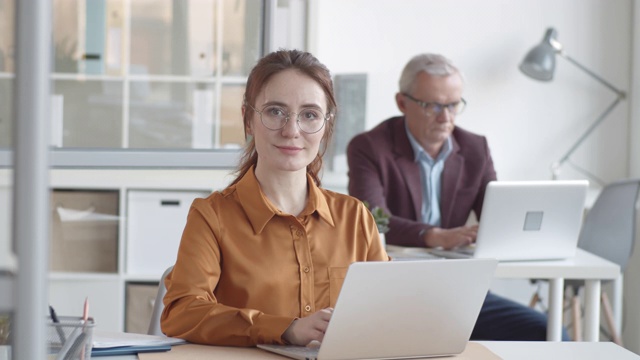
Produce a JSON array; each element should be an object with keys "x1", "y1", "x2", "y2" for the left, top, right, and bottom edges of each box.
[{"x1": 363, "y1": 201, "x2": 390, "y2": 234}]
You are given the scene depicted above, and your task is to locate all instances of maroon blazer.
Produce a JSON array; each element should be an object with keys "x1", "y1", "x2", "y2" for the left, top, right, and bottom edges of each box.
[{"x1": 346, "y1": 116, "x2": 497, "y2": 247}]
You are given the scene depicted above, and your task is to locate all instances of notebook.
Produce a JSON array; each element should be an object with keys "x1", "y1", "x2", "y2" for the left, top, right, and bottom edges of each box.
[
  {"x1": 430, "y1": 180, "x2": 589, "y2": 262},
  {"x1": 91, "y1": 344, "x2": 172, "y2": 357},
  {"x1": 258, "y1": 258, "x2": 497, "y2": 360}
]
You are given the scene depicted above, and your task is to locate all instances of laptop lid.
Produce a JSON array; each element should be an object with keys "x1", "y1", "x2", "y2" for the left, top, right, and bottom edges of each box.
[
  {"x1": 261, "y1": 259, "x2": 497, "y2": 360},
  {"x1": 473, "y1": 180, "x2": 588, "y2": 261}
]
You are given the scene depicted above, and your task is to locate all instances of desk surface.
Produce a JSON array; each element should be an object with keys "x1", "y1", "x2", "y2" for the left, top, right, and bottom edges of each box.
[
  {"x1": 479, "y1": 341, "x2": 639, "y2": 359},
  {"x1": 87, "y1": 341, "x2": 640, "y2": 360},
  {"x1": 387, "y1": 247, "x2": 620, "y2": 280},
  {"x1": 493, "y1": 248, "x2": 620, "y2": 280}
]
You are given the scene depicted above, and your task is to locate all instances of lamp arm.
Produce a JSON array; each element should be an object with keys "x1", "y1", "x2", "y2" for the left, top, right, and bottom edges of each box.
[
  {"x1": 550, "y1": 52, "x2": 627, "y2": 180},
  {"x1": 551, "y1": 96, "x2": 623, "y2": 179},
  {"x1": 560, "y1": 52, "x2": 627, "y2": 98}
]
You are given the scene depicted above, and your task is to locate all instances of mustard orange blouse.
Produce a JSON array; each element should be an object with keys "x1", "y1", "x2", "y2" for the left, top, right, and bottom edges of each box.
[{"x1": 161, "y1": 167, "x2": 388, "y2": 346}]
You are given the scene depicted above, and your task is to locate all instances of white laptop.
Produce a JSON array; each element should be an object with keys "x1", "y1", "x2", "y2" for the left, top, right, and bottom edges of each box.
[
  {"x1": 258, "y1": 258, "x2": 497, "y2": 360},
  {"x1": 430, "y1": 180, "x2": 589, "y2": 262}
]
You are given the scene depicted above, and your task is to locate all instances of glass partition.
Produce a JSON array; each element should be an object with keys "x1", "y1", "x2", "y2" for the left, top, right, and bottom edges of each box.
[
  {"x1": 0, "y1": 0, "x2": 14, "y2": 149},
  {"x1": 130, "y1": 0, "x2": 200, "y2": 77},
  {"x1": 222, "y1": 0, "x2": 261, "y2": 76},
  {"x1": 52, "y1": 79, "x2": 124, "y2": 148},
  {"x1": 0, "y1": 0, "x2": 14, "y2": 356},
  {"x1": 219, "y1": 84, "x2": 245, "y2": 148},
  {"x1": 128, "y1": 81, "x2": 214, "y2": 149},
  {"x1": 0, "y1": 78, "x2": 12, "y2": 148},
  {"x1": 49, "y1": 0, "x2": 262, "y2": 150}
]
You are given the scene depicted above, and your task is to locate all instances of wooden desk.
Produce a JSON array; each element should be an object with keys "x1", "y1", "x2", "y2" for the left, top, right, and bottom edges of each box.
[
  {"x1": 85, "y1": 341, "x2": 640, "y2": 360},
  {"x1": 387, "y1": 247, "x2": 620, "y2": 341}
]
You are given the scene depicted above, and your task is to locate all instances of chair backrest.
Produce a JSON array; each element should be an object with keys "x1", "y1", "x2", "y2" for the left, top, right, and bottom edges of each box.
[
  {"x1": 147, "y1": 265, "x2": 174, "y2": 335},
  {"x1": 577, "y1": 179, "x2": 640, "y2": 270}
]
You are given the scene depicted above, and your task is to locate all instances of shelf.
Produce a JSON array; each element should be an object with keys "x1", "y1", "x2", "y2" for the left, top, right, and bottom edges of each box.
[
  {"x1": 50, "y1": 73, "x2": 250, "y2": 84},
  {"x1": 123, "y1": 274, "x2": 162, "y2": 283},
  {"x1": 51, "y1": 73, "x2": 123, "y2": 82},
  {"x1": 50, "y1": 168, "x2": 232, "y2": 189},
  {"x1": 49, "y1": 272, "x2": 120, "y2": 281},
  {"x1": 0, "y1": 148, "x2": 241, "y2": 169}
]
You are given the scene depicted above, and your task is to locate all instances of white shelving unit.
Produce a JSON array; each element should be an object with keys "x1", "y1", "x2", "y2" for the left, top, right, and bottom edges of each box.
[{"x1": 45, "y1": 168, "x2": 235, "y2": 332}]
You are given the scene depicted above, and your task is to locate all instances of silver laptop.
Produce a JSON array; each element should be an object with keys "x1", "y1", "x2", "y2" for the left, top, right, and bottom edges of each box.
[
  {"x1": 258, "y1": 258, "x2": 497, "y2": 360},
  {"x1": 430, "y1": 180, "x2": 588, "y2": 262}
]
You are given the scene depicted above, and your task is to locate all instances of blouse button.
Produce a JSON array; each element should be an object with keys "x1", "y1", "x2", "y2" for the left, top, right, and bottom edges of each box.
[
  {"x1": 296, "y1": 230, "x2": 303, "y2": 236},
  {"x1": 305, "y1": 305, "x2": 311, "y2": 312},
  {"x1": 303, "y1": 266, "x2": 310, "y2": 273}
]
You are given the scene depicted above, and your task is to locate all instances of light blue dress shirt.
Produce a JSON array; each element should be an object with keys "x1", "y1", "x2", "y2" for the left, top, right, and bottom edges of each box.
[{"x1": 405, "y1": 123, "x2": 452, "y2": 226}]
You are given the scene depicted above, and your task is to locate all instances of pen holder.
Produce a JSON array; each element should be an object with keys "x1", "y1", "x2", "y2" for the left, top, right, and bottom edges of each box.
[{"x1": 47, "y1": 316, "x2": 95, "y2": 360}]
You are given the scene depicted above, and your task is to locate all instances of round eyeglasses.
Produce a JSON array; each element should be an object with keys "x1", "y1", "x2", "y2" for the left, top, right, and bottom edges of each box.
[
  {"x1": 402, "y1": 93, "x2": 466, "y2": 117},
  {"x1": 246, "y1": 102, "x2": 331, "y2": 134}
]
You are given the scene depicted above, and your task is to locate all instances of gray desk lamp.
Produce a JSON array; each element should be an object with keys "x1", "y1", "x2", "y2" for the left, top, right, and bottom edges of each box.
[{"x1": 519, "y1": 28, "x2": 626, "y2": 180}]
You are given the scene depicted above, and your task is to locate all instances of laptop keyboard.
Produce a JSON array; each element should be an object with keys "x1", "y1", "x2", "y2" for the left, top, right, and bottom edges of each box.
[
  {"x1": 259, "y1": 344, "x2": 320, "y2": 360},
  {"x1": 283, "y1": 345, "x2": 319, "y2": 358},
  {"x1": 426, "y1": 245, "x2": 475, "y2": 259},
  {"x1": 455, "y1": 246, "x2": 476, "y2": 255}
]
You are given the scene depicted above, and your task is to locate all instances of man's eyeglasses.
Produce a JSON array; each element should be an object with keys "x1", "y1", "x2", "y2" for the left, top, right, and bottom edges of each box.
[
  {"x1": 246, "y1": 102, "x2": 331, "y2": 134},
  {"x1": 402, "y1": 93, "x2": 466, "y2": 117}
]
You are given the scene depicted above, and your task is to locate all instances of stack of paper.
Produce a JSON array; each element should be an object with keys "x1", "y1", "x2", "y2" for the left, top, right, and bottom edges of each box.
[{"x1": 92, "y1": 330, "x2": 186, "y2": 357}]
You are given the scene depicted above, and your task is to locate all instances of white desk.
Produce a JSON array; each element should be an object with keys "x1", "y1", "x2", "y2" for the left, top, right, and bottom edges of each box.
[
  {"x1": 480, "y1": 341, "x2": 639, "y2": 359},
  {"x1": 494, "y1": 249, "x2": 620, "y2": 341},
  {"x1": 388, "y1": 247, "x2": 620, "y2": 342}
]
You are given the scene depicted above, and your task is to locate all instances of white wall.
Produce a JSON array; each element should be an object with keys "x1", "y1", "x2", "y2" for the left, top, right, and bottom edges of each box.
[{"x1": 310, "y1": 0, "x2": 633, "y2": 185}]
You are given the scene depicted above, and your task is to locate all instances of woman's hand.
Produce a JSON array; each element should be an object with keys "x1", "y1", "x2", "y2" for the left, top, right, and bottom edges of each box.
[{"x1": 282, "y1": 308, "x2": 334, "y2": 346}]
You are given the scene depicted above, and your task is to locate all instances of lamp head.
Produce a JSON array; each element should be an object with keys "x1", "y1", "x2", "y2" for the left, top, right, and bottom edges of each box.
[{"x1": 519, "y1": 28, "x2": 562, "y2": 81}]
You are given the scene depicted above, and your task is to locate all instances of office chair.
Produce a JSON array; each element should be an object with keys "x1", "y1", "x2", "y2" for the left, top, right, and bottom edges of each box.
[
  {"x1": 530, "y1": 178, "x2": 640, "y2": 343},
  {"x1": 147, "y1": 265, "x2": 174, "y2": 336}
]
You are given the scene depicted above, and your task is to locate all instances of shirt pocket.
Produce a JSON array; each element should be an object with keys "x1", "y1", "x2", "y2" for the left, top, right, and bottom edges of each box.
[{"x1": 328, "y1": 266, "x2": 349, "y2": 307}]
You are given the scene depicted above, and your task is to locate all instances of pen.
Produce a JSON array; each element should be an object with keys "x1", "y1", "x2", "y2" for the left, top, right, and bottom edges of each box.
[
  {"x1": 49, "y1": 305, "x2": 67, "y2": 344},
  {"x1": 82, "y1": 297, "x2": 89, "y2": 324},
  {"x1": 80, "y1": 297, "x2": 89, "y2": 360}
]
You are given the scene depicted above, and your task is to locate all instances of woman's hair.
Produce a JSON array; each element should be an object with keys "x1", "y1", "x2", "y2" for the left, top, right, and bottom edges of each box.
[
  {"x1": 398, "y1": 53, "x2": 465, "y2": 94},
  {"x1": 229, "y1": 49, "x2": 337, "y2": 187}
]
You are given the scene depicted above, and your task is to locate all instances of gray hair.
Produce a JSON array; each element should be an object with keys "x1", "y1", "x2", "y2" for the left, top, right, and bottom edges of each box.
[{"x1": 398, "y1": 53, "x2": 464, "y2": 93}]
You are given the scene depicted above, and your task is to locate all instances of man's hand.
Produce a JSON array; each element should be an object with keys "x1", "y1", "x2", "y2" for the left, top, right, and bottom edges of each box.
[
  {"x1": 423, "y1": 225, "x2": 478, "y2": 249},
  {"x1": 282, "y1": 308, "x2": 333, "y2": 346}
]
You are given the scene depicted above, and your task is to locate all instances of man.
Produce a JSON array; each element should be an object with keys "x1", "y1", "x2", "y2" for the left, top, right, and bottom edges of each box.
[{"x1": 347, "y1": 53, "x2": 565, "y2": 341}]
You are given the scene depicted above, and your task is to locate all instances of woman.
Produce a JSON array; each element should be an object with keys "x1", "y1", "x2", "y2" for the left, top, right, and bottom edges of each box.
[{"x1": 161, "y1": 50, "x2": 388, "y2": 347}]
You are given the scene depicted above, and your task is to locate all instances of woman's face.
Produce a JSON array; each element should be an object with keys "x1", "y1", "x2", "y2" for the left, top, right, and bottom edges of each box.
[{"x1": 247, "y1": 69, "x2": 328, "y2": 175}]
